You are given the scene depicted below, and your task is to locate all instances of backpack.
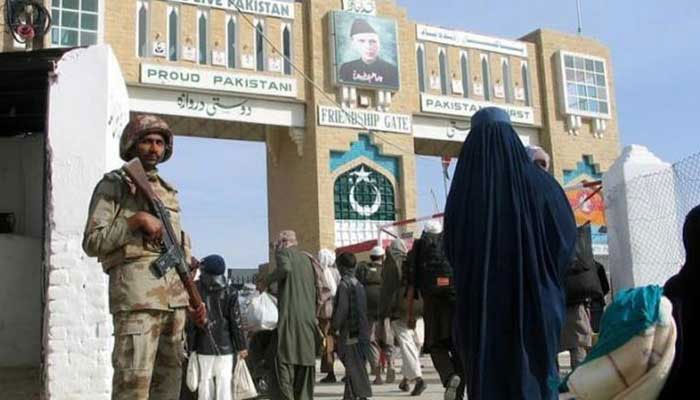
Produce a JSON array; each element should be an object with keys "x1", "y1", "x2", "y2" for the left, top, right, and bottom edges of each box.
[
  {"x1": 416, "y1": 232, "x2": 455, "y2": 297},
  {"x1": 303, "y1": 252, "x2": 334, "y2": 319},
  {"x1": 565, "y1": 224, "x2": 603, "y2": 305}
]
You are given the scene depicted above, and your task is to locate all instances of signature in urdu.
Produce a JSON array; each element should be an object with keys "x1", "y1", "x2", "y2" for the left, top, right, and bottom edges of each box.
[
  {"x1": 177, "y1": 93, "x2": 252, "y2": 117},
  {"x1": 352, "y1": 70, "x2": 384, "y2": 84}
]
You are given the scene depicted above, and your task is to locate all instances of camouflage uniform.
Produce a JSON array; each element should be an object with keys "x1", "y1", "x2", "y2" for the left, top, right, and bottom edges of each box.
[{"x1": 83, "y1": 115, "x2": 190, "y2": 400}]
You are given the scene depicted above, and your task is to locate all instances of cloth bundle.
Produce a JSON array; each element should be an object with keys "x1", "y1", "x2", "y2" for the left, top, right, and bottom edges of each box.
[{"x1": 562, "y1": 285, "x2": 677, "y2": 400}]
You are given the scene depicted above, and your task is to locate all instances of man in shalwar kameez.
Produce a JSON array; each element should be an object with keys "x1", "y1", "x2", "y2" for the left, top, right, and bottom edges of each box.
[
  {"x1": 263, "y1": 230, "x2": 317, "y2": 400},
  {"x1": 333, "y1": 252, "x2": 373, "y2": 400}
]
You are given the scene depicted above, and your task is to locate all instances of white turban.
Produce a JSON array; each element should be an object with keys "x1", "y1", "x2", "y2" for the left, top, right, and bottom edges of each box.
[{"x1": 424, "y1": 220, "x2": 443, "y2": 234}]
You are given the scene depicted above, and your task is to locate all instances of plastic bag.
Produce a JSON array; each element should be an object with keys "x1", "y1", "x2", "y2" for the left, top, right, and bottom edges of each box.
[
  {"x1": 232, "y1": 356, "x2": 258, "y2": 400},
  {"x1": 246, "y1": 292, "x2": 278, "y2": 332},
  {"x1": 186, "y1": 352, "x2": 199, "y2": 392}
]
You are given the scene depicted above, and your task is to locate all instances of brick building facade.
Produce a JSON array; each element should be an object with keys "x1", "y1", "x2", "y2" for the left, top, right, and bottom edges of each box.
[{"x1": 2, "y1": 0, "x2": 620, "y2": 252}]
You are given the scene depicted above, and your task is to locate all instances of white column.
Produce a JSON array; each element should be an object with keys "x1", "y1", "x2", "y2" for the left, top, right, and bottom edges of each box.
[
  {"x1": 603, "y1": 145, "x2": 682, "y2": 293},
  {"x1": 45, "y1": 45, "x2": 129, "y2": 399}
]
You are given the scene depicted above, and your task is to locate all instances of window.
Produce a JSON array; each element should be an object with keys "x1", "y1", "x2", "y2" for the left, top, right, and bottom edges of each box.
[
  {"x1": 460, "y1": 51, "x2": 469, "y2": 97},
  {"x1": 416, "y1": 44, "x2": 426, "y2": 93},
  {"x1": 334, "y1": 164, "x2": 396, "y2": 221},
  {"x1": 254, "y1": 19, "x2": 265, "y2": 71},
  {"x1": 559, "y1": 51, "x2": 610, "y2": 118},
  {"x1": 197, "y1": 9, "x2": 209, "y2": 65},
  {"x1": 167, "y1": 5, "x2": 179, "y2": 61},
  {"x1": 502, "y1": 58, "x2": 513, "y2": 103},
  {"x1": 481, "y1": 55, "x2": 491, "y2": 101},
  {"x1": 51, "y1": 0, "x2": 99, "y2": 47},
  {"x1": 226, "y1": 15, "x2": 236, "y2": 68},
  {"x1": 136, "y1": 1, "x2": 149, "y2": 57},
  {"x1": 521, "y1": 62, "x2": 531, "y2": 106},
  {"x1": 438, "y1": 48, "x2": 449, "y2": 95},
  {"x1": 282, "y1": 23, "x2": 292, "y2": 75}
]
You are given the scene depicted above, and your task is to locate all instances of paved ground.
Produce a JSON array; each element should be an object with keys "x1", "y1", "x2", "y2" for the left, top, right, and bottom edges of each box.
[
  {"x1": 0, "y1": 354, "x2": 573, "y2": 399},
  {"x1": 314, "y1": 352, "x2": 573, "y2": 400},
  {"x1": 314, "y1": 355, "x2": 447, "y2": 400}
]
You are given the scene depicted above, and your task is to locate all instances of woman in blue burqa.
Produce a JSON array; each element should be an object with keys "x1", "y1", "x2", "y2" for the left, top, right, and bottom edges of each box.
[{"x1": 443, "y1": 107, "x2": 577, "y2": 400}]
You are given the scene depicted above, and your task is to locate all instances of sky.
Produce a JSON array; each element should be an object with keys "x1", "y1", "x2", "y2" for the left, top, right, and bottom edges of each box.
[{"x1": 162, "y1": 0, "x2": 700, "y2": 268}]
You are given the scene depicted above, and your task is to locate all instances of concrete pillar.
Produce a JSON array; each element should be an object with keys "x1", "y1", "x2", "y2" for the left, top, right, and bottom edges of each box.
[
  {"x1": 45, "y1": 45, "x2": 129, "y2": 399},
  {"x1": 603, "y1": 145, "x2": 682, "y2": 293}
]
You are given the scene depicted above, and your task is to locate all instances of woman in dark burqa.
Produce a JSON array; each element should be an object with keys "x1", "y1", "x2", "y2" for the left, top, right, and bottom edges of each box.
[
  {"x1": 443, "y1": 107, "x2": 577, "y2": 400},
  {"x1": 658, "y1": 204, "x2": 700, "y2": 399}
]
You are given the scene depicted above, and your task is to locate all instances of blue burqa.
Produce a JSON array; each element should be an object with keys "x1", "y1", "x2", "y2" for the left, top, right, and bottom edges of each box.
[{"x1": 444, "y1": 108, "x2": 577, "y2": 400}]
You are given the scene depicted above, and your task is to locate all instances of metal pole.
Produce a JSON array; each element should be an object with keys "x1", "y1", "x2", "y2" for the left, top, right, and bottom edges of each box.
[
  {"x1": 576, "y1": 0, "x2": 583, "y2": 35},
  {"x1": 442, "y1": 173, "x2": 449, "y2": 203}
]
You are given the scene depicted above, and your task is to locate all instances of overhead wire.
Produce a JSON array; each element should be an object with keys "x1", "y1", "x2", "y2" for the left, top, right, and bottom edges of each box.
[{"x1": 230, "y1": 3, "x2": 416, "y2": 155}]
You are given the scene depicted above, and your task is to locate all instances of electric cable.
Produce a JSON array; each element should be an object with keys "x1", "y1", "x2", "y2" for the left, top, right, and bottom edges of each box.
[{"x1": 230, "y1": 4, "x2": 416, "y2": 155}]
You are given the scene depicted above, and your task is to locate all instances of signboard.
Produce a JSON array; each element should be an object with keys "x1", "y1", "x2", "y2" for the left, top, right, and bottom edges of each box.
[
  {"x1": 318, "y1": 105, "x2": 411, "y2": 134},
  {"x1": 416, "y1": 24, "x2": 528, "y2": 58},
  {"x1": 420, "y1": 93, "x2": 535, "y2": 125},
  {"x1": 566, "y1": 185, "x2": 608, "y2": 255},
  {"x1": 128, "y1": 87, "x2": 305, "y2": 128},
  {"x1": 413, "y1": 115, "x2": 538, "y2": 144},
  {"x1": 331, "y1": 11, "x2": 400, "y2": 90},
  {"x1": 140, "y1": 63, "x2": 297, "y2": 97},
  {"x1": 167, "y1": 0, "x2": 294, "y2": 19},
  {"x1": 342, "y1": 0, "x2": 377, "y2": 15}
]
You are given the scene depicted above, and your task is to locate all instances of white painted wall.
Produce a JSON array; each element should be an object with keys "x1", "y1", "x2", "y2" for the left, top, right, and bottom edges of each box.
[
  {"x1": 45, "y1": 45, "x2": 128, "y2": 399},
  {"x1": 0, "y1": 135, "x2": 44, "y2": 238},
  {"x1": 604, "y1": 145, "x2": 683, "y2": 292},
  {"x1": 0, "y1": 235, "x2": 42, "y2": 366}
]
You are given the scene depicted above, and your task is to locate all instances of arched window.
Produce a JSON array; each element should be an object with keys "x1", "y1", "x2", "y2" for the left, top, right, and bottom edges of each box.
[
  {"x1": 460, "y1": 51, "x2": 469, "y2": 97},
  {"x1": 334, "y1": 164, "x2": 396, "y2": 222},
  {"x1": 416, "y1": 44, "x2": 426, "y2": 93},
  {"x1": 255, "y1": 19, "x2": 265, "y2": 71},
  {"x1": 227, "y1": 16, "x2": 236, "y2": 68},
  {"x1": 481, "y1": 55, "x2": 491, "y2": 101},
  {"x1": 197, "y1": 10, "x2": 208, "y2": 64},
  {"x1": 438, "y1": 48, "x2": 449, "y2": 95},
  {"x1": 137, "y1": 1, "x2": 149, "y2": 57},
  {"x1": 502, "y1": 59, "x2": 513, "y2": 103},
  {"x1": 168, "y1": 6, "x2": 179, "y2": 61},
  {"x1": 282, "y1": 24, "x2": 292, "y2": 75},
  {"x1": 522, "y1": 63, "x2": 531, "y2": 106}
]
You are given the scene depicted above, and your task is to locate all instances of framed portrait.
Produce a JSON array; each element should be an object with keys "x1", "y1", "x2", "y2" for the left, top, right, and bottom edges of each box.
[{"x1": 330, "y1": 11, "x2": 400, "y2": 91}]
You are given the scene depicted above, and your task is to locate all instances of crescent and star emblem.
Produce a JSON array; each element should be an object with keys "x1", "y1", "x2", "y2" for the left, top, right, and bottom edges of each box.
[{"x1": 349, "y1": 166, "x2": 382, "y2": 217}]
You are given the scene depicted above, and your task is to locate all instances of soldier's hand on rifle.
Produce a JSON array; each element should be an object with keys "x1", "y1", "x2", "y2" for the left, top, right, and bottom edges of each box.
[
  {"x1": 127, "y1": 211, "x2": 164, "y2": 241},
  {"x1": 189, "y1": 257, "x2": 201, "y2": 275},
  {"x1": 188, "y1": 302, "x2": 208, "y2": 328}
]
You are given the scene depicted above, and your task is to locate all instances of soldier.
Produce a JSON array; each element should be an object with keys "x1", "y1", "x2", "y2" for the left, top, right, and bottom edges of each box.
[{"x1": 82, "y1": 114, "x2": 206, "y2": 400}]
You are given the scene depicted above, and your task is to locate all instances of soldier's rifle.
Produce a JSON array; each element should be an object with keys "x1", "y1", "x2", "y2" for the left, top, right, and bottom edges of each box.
[{"x1": 122, "y1": 158, "x2": 220, "y2": 355}]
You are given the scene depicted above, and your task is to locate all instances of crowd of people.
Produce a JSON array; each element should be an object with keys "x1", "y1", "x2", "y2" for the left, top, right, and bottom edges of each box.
[{"x1": 82, "y1": 109, "x2": 696, "y2": 400}]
